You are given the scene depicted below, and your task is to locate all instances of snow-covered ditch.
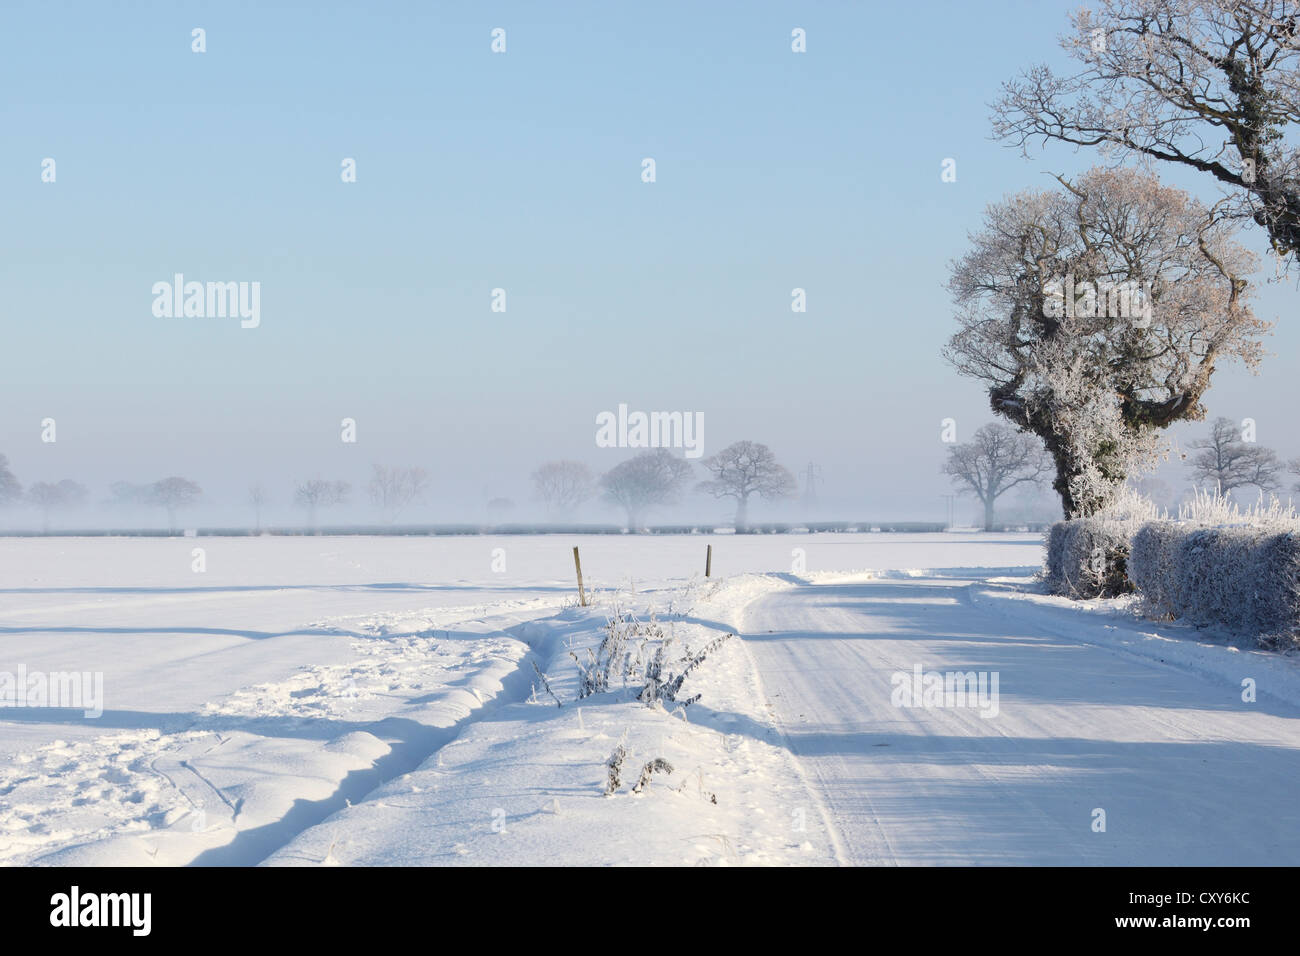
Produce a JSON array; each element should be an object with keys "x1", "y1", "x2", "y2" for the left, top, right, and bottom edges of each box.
[{"x1": 2, "y1": 603, "x2": 551, "y2": 866}]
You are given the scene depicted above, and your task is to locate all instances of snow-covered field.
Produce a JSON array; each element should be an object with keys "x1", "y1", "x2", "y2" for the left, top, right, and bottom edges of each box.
[{"x1": 3, "y1": 532, "x2": 1297, "y2": 866}]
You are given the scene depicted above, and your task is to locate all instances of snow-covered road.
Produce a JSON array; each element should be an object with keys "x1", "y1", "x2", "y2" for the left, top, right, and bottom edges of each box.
[{"x1": 741, "y1": 573, "x2": 1300, "y2": 866}]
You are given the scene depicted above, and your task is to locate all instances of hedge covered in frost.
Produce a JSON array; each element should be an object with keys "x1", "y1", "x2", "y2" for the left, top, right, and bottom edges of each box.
[
  {"x1": 1043, "y1": 518, "x2": 1134, "y2": 599},
  {"x1": 1128, "y1": 522, "x2": 1300, "y2": 646},
  {"x1": 1043, "y1": 522, "x2": 1071, "y2": 594}
]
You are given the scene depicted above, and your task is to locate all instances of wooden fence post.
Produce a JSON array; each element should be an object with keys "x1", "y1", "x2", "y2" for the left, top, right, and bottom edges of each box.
[
  {"x1": 705, "y1": 544, "x2": 712, "y2": 578},
  {"x1": 573, "y1": 546, "x2": 588, "y2": 606}
]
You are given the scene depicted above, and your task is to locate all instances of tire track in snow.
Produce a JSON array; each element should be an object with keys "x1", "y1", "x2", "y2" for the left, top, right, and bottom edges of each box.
[{"x1": 734, "y1": 597, "x2": 854, "y2": 866}]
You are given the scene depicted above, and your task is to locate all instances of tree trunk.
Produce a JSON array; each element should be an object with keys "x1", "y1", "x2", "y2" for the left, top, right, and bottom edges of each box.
[
  {"x1": 735, "y1": 496, "x2": 749, "y2": 533},
  {"x1": 1046, "y1": 436, "x2": 1128, "y2": 520},
  {"x1": 983, "y1": 498, "x2": 996, "y2": 532}
]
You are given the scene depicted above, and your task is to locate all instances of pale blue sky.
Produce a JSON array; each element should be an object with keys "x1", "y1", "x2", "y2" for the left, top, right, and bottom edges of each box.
[{"x1": 2, "y1": 0, "x2": 1295, "y2": 525}]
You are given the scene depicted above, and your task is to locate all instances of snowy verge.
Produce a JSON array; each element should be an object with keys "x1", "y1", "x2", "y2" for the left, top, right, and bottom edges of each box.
[
  {"x1": 969, "y1": 580, "x2": 1300, "y2": 708},
  {"x1": 264, "y1": 574, "x2": 839, "y2": 867}
]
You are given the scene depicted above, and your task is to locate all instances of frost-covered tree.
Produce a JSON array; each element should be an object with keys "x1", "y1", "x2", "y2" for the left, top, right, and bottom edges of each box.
[
  {"x1": 1242, "y1": 445, "x2": 1284, "y2": 492},
  {"x1": 945, "y1": 167, "x2": 1268, "y2": 518},
  {"x1": 600, "y1": 449, "x2": 692, "y2": 531},
  {"x1": 1186, "y1": 416, "x2": 1281, "y2": 493},
  {"x1": 0, "y1": 454, "x2": 21, "y2": 507},
  {"x1": 27, "y1": 479, "x2": 88, "y2": 533},
  {"x1": 149, "y1": 476, "x2": 202, "y2": 531},
  {"x1": 943, "y1": 424, "x2": 1052, "y2": 530},
  {"x1": 993, "y1": 0, "x2": 1300, "y2": 264},
  {"x1": 531, "y1": 460, "x2": 596, "y2": 517},
  {"x1": 295, "y1": 479, "x2": 349, "y2": 530},
  {"x1": 367, "y1": 464, "x2": 429, "y2": 523},
  {"x1": 696, "y1": 441, "x2": 796, "y2": 532}
]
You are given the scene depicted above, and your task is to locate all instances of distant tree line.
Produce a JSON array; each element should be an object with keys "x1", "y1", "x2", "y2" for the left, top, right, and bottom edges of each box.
[{"x1": 531, "y1": 440, "x2": 798, "y2": 532}]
